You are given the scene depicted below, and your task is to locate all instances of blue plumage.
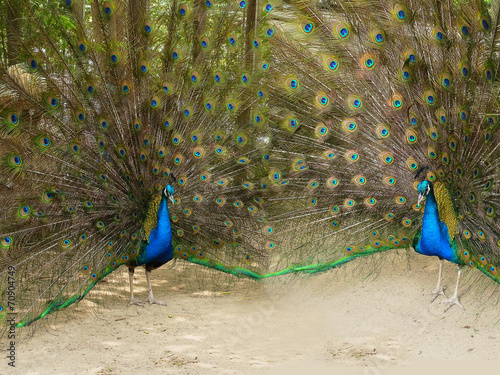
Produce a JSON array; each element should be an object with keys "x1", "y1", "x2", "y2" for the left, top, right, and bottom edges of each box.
[
  {"x1": 133, "y1": 187, "x2": 175, "y2": 269},
  {"x1": 414, "y1": 181, "x2": 460, "y2": 265}
]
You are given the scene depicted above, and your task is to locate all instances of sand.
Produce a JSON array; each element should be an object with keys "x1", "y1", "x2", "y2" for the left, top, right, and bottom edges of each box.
[{"x1": 4, "y1": 250, "x2": 500, "y2": 374}]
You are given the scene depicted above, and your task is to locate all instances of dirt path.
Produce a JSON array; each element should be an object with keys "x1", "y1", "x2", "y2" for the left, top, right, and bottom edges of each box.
[{"x1": 5, "y1": 251, "x2": 500, "y2": 374}]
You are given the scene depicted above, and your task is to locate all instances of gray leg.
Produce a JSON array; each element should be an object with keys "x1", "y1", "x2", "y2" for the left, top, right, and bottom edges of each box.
[
  {"x1": 427, "y1": 259, "x2": 447, "y2": 302},
  {"x1": 440, "y1": 267, "x2": 464, "y2": 311},
  {"x1": 128, "y1": 268, "x2": 144, "y2": 306},
  {"x1": 145, "y1": 270, "x2": 166, "y2": 306}
]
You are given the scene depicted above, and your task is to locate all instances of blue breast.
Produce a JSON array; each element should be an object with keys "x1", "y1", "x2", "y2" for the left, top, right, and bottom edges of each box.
[
  {"x1": 414, "y1": 192, "x2": 460, "y2": 264},
  {"x1": 136, "y1": 196, "x2": 174, "y2": 267},
  {"x1": 140, "y1": 227, "x2": 174, "y2": 265}
]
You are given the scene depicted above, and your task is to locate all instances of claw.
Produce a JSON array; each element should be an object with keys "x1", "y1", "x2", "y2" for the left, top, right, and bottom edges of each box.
[
  {"x1": 440, "y1": 295, "x2": 464, "y2": 312},
  {"x1": 146, "y1": 297, "x2": 166, "y2": 306},
  {"x1": 426, "y1": 286, "x2": 447, "y2": 302},
  {"x1": 129, "y1": 298, "x2": 145, "y2": 306}
]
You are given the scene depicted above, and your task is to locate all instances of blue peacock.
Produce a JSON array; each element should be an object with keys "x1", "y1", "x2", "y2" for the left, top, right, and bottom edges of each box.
[
  {"x1": 261, "y1": 0, "x2": 500, "y2": 310},
  {"x1": 0, "y1": 0, "x2": 278, "y2": 329}
]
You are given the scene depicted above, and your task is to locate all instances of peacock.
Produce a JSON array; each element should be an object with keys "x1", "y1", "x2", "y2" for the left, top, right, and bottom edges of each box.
[
  {"x1": 260, "y1": 0, "x2": 500, "y2": 310},
  {"x1": 0, "y1": 0, "x2": 280, "y2": 330}
]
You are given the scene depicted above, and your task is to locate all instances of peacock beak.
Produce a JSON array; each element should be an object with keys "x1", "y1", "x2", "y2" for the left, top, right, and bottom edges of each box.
[
  {"x1": 417, "y1": 194, "x2": 424, "y2": 206},
  {"x1": 169, "y1": 195, "x2": 175, "y2": 204}
]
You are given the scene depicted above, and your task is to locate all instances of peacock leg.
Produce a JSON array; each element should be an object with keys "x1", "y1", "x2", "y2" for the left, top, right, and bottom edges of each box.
[
  {"x1": 440, "y1": 266, "x2": 464, "y2": 311},
  {"x1": 145, "y1": 269, "x2": 166, "y2": 306},
  {"x1": 128, "y1": 267, "x2": 145, "y2": 306},
  {"x1": 427, "y1": 258, "x2": 447, "y2": 302}
]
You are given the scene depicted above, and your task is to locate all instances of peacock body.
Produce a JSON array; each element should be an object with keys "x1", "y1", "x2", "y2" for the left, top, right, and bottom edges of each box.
[
  {"x1": 0, "y1": 0, "x2": 275, "y2": 329},
  {"x1": 262, "y1": 0, "x2": 500, "y2": 308}
]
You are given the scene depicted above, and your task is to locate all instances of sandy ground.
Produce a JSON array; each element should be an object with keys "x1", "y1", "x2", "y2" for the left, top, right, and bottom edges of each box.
[{"x1": 4, "y1": 250, "x2": 500, "y2": 374}]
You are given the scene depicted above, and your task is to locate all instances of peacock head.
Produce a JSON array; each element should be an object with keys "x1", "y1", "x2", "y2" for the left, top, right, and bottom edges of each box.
[
  {"x1": 417, "y1": 180, "x2": 432, "y2": 206},
  {"x1": 163, "y1": 184, "x2": 175, "y2": 203}
]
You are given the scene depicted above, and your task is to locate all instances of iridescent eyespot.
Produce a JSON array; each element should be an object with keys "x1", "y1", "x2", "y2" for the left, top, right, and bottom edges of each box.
[
  {"x1": 484, "y1": 65, "x2": 494, "y2": 82},
  {"x1": 324, "y1": 56, "x2": 339, "y2": 71},
  {"x1": 301, "y1": 21, "x2": 314, "y2": 34},
  {"x1": 480, "y1": 14, "x2": 491, "y2": 32},
  {"x1": 353, "y1": 175, "x2": 366, "y2": 186},
  {"x1": 423, "y1": 89, "x2": 436, "y2": 105},
  {"x1": 103, "y1": 1, "x2": 113, "y2": 15},
  {"x1": 434, "y1": 27, "x2": 445, "y2": 42},
  {"x1": 139, "y1": 61, "x2": 148, "y2": 73},
  {"x1": 227, "y1": 101, "x2": 236, "y2": 111},
  {"x1": 48, "y1": 96, "x2": 59, "y2": 108},
  {"x1": 345, "y1": 150, "x2": 359, "y2": 163},
  {"x1": 315, "y1": 93, "x2": 329, "y2": 107},
  {"x1": 365, "y1": 197, "x2": 376, "y2": 206},
  {"x1": 361, "y1": 53, "x2": 375, "y2": 70},
  {"x1": 335, "y1": 22, "x2": 350, "y2": 38},
  {"x1": 375, "y1": 124, "x2": 389, "y2": 139},
  {"x1": 28, "y1": 57, "x2": 38, "y2": 71},
  {"x1": 391, "y1": 94, "x2": 403, "y2": 109},
  {"x1": 78, "y1": 41, "x2": 87, "y2": 52},
  {"x1": 348, "y1": 96, "x2": 362, "y2": 109},
  {"x1": 200, "y1": 37, "x2": 209, "y2": 49},
  {"x1": 483, "y1": 180, "x2": 493, "y2": 191},
  {"x1": 461, "y1": 60, "x2": 471, "y2": 78},
  {"x1": 405, "y1": 157, "x2": 418, "y2": 171},
  {"x1": 285, "y1": 76, "x2": 299, "y2": 90},
  {"x1": 315, "y1": 123, "x2": 328, "y2": 137},
  {"x1": 344, "y1": 198, "x2": 355, "y2": 208},
  {"x1": 378, "y1": 151, "x2": 394, "y2": 165},
  {"x1": 179, "y1": 3, "x2": 188, "y2": 15},
  {"x1": 285, "y1": 117, "x2": 299, "y2": 132},
  {"x1": 401, "y1": 66, "x2": 411, "y2": 80},
  {"x1": 326, "y1": 177, "x2": 339, "y2": 188},
  {"x1": 406, "y1": 129, "x2": 417, "y2": 144},
  {"x1": 150, "y1": 96, "x2": 159, "y2": 108},
  {"x1": 428, "y1": 127, "x2": 438, "y2": 140},
  {"x1": 371, "y1": 29, "x2": 385, "y2": 44},
  {"x1": 395, "y1": 196, "x2": 406, "y2": 205}
]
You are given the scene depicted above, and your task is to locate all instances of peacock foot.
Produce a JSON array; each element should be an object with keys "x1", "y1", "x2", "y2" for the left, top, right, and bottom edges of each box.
[
  {"x1": 146, "y1": 297, "x2": 166, "y2": 306},
  {"x1": 426, "y1": 286, "x2": 447, "y2": 303},
  {"x1": 440, "y1": 295, "x2": 464, "y2": 312},
  {"x1": 129, "y1": 298, "x2": 146, "y2": 306}
]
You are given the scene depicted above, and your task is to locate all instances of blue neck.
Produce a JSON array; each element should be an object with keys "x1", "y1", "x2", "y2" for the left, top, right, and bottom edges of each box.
[
  {"x1": 157, "y1": 196, "x2": 172, "y2": 233},
  {"x1": 422, "y1": 192, "x2": 441, "y2": 236}
]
